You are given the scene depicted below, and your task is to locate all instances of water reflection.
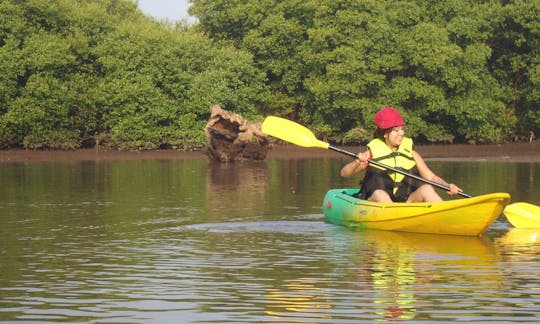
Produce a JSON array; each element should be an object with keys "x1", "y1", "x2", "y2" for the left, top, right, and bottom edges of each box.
[
  {"x1": 265, "y1": 278, "x2": 332, "y2": 319},
  {"x1": 1, "y1": 158, "x2": 540, "y2": 322},
  {"x1": 325, "y1": 230, "x2": 499, "y2": 320},
  {"x1": 206, "y1": 161, "x2": 269, "y2": 219},
  {"x1": 500, "y1": 228, "x2": 540, "y2": 245}
]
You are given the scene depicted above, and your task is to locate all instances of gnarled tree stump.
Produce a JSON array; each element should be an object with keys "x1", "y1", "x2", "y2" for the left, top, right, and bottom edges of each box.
[{"x1": 204, "y1": 105, "x2": 269, "y2": 162}]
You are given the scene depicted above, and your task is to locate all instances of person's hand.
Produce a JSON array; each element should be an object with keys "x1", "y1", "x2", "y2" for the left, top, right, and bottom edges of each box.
[
  {"x1": 341, "y1": 151, "x2": 369, "y2": 177},
  {"x1": 356, "y1": 151, "x2": 369, "y2": 164},
  {"x1": 447, "y1": 183, "x2": 462, "y2": 196}
]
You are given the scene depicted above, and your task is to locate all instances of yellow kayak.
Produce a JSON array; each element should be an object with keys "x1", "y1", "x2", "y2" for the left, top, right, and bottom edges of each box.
[{"x1": 322, "y1": 189, "x2": 510, "y2": 236}]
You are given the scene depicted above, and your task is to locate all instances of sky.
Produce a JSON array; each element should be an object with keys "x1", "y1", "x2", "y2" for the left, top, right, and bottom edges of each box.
[{"x1": 137, "y1": 0, "x2": 196, "y2": 23}]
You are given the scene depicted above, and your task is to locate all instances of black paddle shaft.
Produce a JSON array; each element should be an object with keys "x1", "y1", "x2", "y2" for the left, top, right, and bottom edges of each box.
[{"x1": 328, "y1": 145, "x2": 472, "y2": 198}]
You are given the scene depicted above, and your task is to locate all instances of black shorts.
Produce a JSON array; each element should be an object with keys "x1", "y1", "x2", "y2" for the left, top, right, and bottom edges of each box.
[{"x1": 361, "y1": 167, "x2": 420, "y2": 202}]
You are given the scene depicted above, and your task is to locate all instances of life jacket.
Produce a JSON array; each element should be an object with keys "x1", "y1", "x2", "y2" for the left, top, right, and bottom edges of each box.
[{"x1": 366, "y1": 137, "x2": 416, "y2": 192}]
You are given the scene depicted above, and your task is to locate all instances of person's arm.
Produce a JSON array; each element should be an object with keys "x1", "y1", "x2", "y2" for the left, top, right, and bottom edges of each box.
[
  {"x1": 412, "y1": 151, "x2": 463, "y2": 195},
  {"x1": 340, "y1": 150, "x2": 371, "y2": 178}
]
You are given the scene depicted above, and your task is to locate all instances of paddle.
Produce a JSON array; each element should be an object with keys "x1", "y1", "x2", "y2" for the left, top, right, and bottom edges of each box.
[
  {"x1": 261, "y1": 116, "x2": 473, "y2": 197},
  {"x1": 503, "y1": 202, "x2": 540, "y2": 228}
]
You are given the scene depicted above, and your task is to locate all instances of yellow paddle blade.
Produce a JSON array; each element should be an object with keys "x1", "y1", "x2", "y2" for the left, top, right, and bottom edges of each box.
[
  {"x1": 504, "y1": 202, "x2": 540, "y2": 228},
  {"x1": 261, "y1": 116, "x2": 330, "y2": 149}
]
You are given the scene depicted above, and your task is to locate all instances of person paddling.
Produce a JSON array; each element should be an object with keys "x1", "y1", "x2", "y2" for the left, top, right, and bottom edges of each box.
[{"x1": 340, "y1": 107, "x2": 462, "y2": 203}]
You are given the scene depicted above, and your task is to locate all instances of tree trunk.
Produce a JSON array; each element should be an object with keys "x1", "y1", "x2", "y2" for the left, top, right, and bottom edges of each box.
[{"x1": 204, "y1": 105, "x2": 269, "y2": 162}]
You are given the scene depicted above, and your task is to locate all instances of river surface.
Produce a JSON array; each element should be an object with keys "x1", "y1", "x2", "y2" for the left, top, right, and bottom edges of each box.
[{"x1": 1, "y1": 157, "x2": 540, "y2": 323}]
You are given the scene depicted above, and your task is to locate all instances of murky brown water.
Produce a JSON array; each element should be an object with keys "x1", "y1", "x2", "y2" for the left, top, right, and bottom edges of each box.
[{"x1": 1, "y1": 158, "x2": 540, "y2": 323}]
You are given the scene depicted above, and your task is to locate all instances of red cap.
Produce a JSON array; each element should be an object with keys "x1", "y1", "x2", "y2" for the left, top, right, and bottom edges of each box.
[{"x1": 374, "y1": 107, "x2": 406, "y2": 129}]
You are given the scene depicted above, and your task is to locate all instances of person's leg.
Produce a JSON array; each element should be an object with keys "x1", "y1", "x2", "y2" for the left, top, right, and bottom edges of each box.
[
  {"x1": 407, "y1": 184, "x2": 443, "y2": 203},
  {"x1": 368, "y1": 189, "x2": 393, "y2": 203}
]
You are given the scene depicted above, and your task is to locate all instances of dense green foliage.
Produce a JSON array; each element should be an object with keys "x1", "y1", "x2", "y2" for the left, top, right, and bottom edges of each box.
[
  {"x1": 0, "y1": 0, "x2": 265, "y2": 149},
  {"x1": 0, "y1": 0, "x2": 539, "y2": 149},
  {"x1": 191, "y1": 0, "x2": 540, "y2": 144}
]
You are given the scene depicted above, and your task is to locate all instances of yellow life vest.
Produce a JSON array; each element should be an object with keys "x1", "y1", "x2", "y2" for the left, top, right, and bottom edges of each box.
[{"x1": 367, "y1": 137, "x2": 416, "y2": 185}]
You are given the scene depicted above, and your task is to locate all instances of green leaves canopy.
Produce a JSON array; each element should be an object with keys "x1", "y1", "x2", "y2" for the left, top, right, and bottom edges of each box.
[
  {"x1": 0, "y1": 0, "x2": 265, "y2": 149},
  {"x1": 192, "y1": 0, "x2": 539, "y2": 144},
  {"x1": 1, "y1": 0, "x2": 539, "y2": 149}
]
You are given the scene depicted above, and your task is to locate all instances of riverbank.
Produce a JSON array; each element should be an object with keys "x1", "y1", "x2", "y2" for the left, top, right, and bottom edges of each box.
[{"x1": 1, "y1": 141, "x2": 539, "y2": 163}]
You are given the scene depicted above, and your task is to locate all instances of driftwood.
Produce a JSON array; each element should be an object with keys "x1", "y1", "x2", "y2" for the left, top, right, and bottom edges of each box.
[{"x1": 204, "y1": 105, "x2": 269, "y2": 162}]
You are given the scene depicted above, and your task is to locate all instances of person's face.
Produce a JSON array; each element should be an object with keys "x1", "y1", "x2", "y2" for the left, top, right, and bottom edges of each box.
[{"x1": 384, "y1": 126, "x2": 405, "y2": 148}]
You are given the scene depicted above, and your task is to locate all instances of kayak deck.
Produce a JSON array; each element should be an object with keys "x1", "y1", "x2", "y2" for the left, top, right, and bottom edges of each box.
[{"x1": 322, "y1": 189, "x2": 510, "y2": 236}]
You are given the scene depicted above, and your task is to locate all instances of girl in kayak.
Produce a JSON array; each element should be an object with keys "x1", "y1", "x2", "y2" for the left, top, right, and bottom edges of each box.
[{"x1": 340, "y1": 107, "x2": 462, "y2": 203}]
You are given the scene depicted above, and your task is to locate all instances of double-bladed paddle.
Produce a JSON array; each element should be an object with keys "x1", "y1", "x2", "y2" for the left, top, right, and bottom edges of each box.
[
  {"x1": 261, "y1": 116, "x2": 540, "y2": 228},
  {"x1": 503, "y1": 203, "x2": 540, "y2": 228}
]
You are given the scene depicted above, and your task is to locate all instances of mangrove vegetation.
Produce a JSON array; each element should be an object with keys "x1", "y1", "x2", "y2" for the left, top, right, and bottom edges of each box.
[{"x1": 0, "y1": 0, "x2": 539, "y2": 149}]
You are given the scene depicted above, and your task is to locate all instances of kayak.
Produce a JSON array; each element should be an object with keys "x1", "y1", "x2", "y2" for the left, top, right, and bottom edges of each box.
[{"x1": 322, "y1": 189, "x2": 510, "y2": 236}]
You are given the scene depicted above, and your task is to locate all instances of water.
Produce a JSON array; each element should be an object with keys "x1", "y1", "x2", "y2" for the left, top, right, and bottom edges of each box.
[{"x1": 1, "y1": 157, "x2": 540, "y2": 323}]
